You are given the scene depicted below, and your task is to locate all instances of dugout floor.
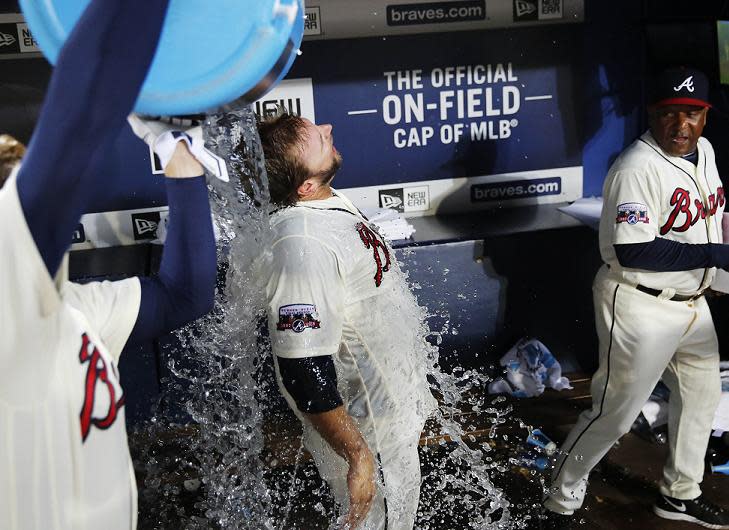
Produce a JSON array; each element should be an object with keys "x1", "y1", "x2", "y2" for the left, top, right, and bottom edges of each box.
[
  {"x1": 131, "y1": 373, "x2": 729, "y2": 529},
  {"x1": 281, "y1": 374, "x2": 729, "y2": 530}
]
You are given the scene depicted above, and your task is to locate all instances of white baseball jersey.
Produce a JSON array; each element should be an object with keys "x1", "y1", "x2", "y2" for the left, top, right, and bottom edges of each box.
[
  {"x1": 0, "y1": 173, "x2": 141, "y2": 530},
  {"x1": 600, "y1": 131, "x2": 725, "y2": 294},
  {"x1": 266, "y1": 192, "x2": 437, "y2": 444}
]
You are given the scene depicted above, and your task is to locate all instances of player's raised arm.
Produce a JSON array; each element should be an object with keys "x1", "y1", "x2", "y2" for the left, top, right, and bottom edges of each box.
[
  {"x1": 16, "y1": 0, "x2": 170, "y2": 278},
  {"x1": 126, "y1": 126, "x2": 217, "y2": 344}
]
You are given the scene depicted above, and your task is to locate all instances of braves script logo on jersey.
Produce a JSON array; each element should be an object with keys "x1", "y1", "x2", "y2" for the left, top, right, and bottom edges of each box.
[
  {"x1": 616, "y1": 202, "x2": 649, "y2": 225},
  {"x1": 660, "y1": 187, "x2": 725, "y2": 235},
  {"x1": 356, "y1": 222, "x2": 391, "y2": 287},
  {"x1": 78, "y1": 333, "x2": 125, "y2": 442},
  {"x1": 277, "y1": 304, "x2": 321, "y2": 333}
]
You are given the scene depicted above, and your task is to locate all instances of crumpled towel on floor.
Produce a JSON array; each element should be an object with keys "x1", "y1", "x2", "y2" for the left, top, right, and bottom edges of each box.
[{"x1": 488, "y1": 337, "x2": 572, "y2": 398}]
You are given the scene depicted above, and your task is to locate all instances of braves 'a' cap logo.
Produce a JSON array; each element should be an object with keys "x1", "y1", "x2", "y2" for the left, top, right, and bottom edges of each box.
[{"x1": 673, "y1": 76, "x2": 695, "y2": 93}]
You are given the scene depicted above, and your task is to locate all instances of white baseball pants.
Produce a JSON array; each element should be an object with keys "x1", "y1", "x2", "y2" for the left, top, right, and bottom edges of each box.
[
  {"x1": 545, "y1": 265, "x2": 722, "y2": 515},
  {"x1": 302, "y1": 420, "x2": 422, "y2": 530}
]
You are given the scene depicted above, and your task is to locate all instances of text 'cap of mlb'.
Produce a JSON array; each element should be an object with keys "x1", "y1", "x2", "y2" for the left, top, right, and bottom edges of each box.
[{"x1": 650, "y1": 67, "x2": 711, "y2": 108}]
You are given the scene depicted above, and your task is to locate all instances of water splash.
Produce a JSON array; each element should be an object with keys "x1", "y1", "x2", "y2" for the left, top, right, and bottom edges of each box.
[
  {"x1": 377, "y1": 264, "x2": 515, "y2": 529},
  {"x1": 133, "y1": 102, "x2": 278, "y2": 529},
  {"x1": 132, "y1": 102, "x2": 529, "y2": 529}
]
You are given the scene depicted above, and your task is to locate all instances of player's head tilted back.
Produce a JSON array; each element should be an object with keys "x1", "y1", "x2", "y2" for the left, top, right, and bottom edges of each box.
[
  {"x1": 647, "y1": 67, "x2": 710, "y2": 158},
  {"x1": 255, "y1": 112, "x2": 342, "y2": 206},
  {"x1": 0, "y1": 134, "x2": 26, "y2": 189}
]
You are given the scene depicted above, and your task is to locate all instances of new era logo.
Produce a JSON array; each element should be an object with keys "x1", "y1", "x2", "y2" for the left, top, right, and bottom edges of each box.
[
  {"x1": 381, "y1": 194, "x2": 403, "y2": 209},
  {"x1": 513, "y1": 0, "x2": 562, "y2": 21},
  {"x1": 135, "y1": 219, "x2": 157, "y2": 234},
  {"x1": 131, "y1": 212, "x2": 161, "y2": 240},
  {"x1": 0, "y1": 31, "x2": 16, "y2": 47},
  {"x1": 514, "y1": 0, "x2": 536, "y2": 17},
  {"x1": 379, "y1": 188, "x2": 404, "y2": 211},
  {"x1": 379, "y1": 186, "x2": 430, "y2": 213},
  {"x1": 304, "y1": 7, "x2": 322, "y2": 36}
]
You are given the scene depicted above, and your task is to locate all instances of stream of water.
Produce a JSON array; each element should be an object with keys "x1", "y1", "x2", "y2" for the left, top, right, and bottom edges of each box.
[{"x1": 133, "y1": 103, "x2": 532, "y2": 529}]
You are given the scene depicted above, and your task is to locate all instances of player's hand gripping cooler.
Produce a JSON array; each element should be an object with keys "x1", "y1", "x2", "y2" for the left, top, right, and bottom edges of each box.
[{"x1": 19, "y1": 0, "x2": 305, "y2": 115}]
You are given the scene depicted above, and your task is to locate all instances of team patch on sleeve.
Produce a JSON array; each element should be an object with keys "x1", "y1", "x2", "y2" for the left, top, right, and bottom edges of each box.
[
  {"x1": 616, "y1": 202, "x2": 650, "y2": 225},
  {"x1": 277, "y1": 304, "x2": 321, "y2": 333}
]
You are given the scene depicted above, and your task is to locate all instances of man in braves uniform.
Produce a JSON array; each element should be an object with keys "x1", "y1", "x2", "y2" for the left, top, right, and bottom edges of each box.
[
  {"x1": 0, "y1": 1, "x2": 219, "y2": 529},
  {"x1": 542, "y1": 67, "x2": 729, "y2": 529},
  {"x1": 256, "y1": 113, "x2": 437, "y2": 529}
]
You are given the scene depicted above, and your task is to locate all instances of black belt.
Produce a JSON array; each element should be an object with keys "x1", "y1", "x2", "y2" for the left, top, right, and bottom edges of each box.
[{"x1": 636, "y1": 284, "x2": 704, "y2": 302}]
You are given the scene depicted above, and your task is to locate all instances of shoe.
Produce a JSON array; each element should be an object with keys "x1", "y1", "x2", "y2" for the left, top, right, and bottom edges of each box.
[
  {"x1": 654, "y1": 494, "x2": 729, "y2": 529},
  {"x1": 538, "y1": 509, "x2": 571, "y2": 530}
]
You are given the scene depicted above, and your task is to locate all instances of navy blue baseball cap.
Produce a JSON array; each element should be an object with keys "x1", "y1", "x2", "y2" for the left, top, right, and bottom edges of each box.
[{"x1": 650, "y1": 67, "x2": 711, "y2": 108}]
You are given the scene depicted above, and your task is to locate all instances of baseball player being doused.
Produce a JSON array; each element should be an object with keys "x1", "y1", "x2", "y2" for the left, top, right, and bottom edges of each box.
[
  {"x1": 255, "y1": 112, "x2": 438, "y2": 529},
  {"x1": 0, "y1": 1, "x2": 222, "y2": 528},
  {"x1": 541, "y1": 67, "x2": 729, "y2": 530}
]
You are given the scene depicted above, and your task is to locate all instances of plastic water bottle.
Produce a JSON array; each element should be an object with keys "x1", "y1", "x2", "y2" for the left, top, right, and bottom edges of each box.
[
  {"x1": 527, "y1": 429, "x2": 557, "y2": 455},
  {"x1": 711, "y1": 461, "x2": 729, "y2": 475}
]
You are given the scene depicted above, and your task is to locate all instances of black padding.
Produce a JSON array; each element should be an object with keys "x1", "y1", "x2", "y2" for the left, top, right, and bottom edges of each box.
[{"x1": 277, "y1": 355, "x2": 343, "y2": 414}]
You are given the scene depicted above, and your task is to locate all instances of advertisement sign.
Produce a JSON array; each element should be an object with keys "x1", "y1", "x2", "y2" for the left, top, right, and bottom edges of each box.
[
  {"x1": 303, "y1": 0, "x2": 582, "y2": 40},
  {"x1": 386, "y1": 1, "x2": 486, "y2": 27},
  {"x1": 287, "y1": 24, "x2": 584, "y2": 214},
  {"x1": 252, "y1": 78, "x2": 316, "y2": 121},
  {"x1": 0, "y1": 14, "x2": 41, "y2": 59},
  {"x1": 345, "y1": 167, "x2": 582, "y2": 216},
  {"x1": 304, "y1": 7, "x2": 322, "y2": 36},
  {"x1": 70, "y1": 207, "x2": 170, "y2": 250},
  {"x1": 513, "y1": 0, "x2": 564, "y2": 22}
]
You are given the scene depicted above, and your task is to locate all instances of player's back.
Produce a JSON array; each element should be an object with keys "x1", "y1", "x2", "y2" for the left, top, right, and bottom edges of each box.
[{"x1": 0, "y1": 172, "x2": 139, "y2": 530}]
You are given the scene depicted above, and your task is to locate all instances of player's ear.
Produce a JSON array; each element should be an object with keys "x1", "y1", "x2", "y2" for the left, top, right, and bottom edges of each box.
[{"x1": 297, "y1": 177, "x2": 319, "y2": 200}]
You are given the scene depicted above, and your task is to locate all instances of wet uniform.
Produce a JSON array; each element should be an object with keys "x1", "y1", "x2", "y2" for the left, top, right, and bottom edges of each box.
[
  {"x1": 546, "y1": 131, "x2": 724, "y2": 513},
  {"x1": 267, "y1": 191, "x2": 437, "y2": 529}
]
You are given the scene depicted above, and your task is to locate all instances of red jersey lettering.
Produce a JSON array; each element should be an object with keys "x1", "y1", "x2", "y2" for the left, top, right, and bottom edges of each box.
[
  {"x1": 660, "y1": 186, "x2": 725, "y2": 235},
  {"x1": 356, "y1": 222, "x2": 391, "y2": 287},
  {"x1": 79, "y1": 333, "x2": 125, "y2": 442}
]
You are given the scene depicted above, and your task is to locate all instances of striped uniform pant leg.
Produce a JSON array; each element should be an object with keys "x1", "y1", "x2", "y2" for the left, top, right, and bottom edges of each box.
[
  {"x1": 660, "y1": 295, "x2": 721, "y2": 500},
  {"x1": 545, "y1": 271, "x2": 687, "y2": 515}
]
